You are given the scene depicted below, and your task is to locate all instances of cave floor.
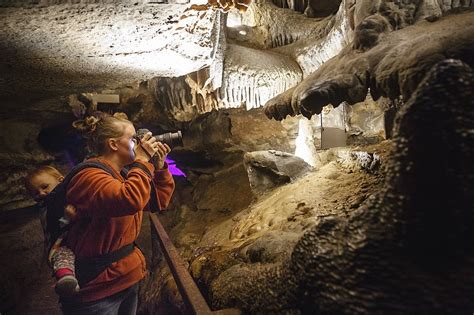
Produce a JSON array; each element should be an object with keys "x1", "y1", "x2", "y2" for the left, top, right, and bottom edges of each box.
[
  {"x1": 193, "y1": 142, "x2": 388, "y2": 265},
  {"x1": 20, "y1": 268, "x2": 60, "y2": 314}
]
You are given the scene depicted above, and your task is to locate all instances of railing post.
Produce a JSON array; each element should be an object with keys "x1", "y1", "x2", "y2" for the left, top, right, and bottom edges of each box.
[
  {"x1": 149, "y1": 213, "x2": 240, "y2": 315},
  {"x1": 150, "y1": 215, "x2": 163, "y2": 268}
]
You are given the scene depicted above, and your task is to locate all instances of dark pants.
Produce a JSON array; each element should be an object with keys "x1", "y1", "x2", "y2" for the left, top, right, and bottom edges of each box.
[{"x1": 60, "y1": 283, "x2": 139, "y2": 315}]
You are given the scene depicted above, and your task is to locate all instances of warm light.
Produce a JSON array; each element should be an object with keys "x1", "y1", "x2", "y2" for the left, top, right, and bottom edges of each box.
[
  {"x1": 122, "y1": 49, "x2": 203, "y2": 76},
  {"x1": 227, "y1": 9, "x2": 243, "y2": 27},
  {"x1": 2, "y1": 5, "x2": 220, "y2": 79},
  {"x1": 294, "y1": 117, "x2": 317, "y2": 166}
]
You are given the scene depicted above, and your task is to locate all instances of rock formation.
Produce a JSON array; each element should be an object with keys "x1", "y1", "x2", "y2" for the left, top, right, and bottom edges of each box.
[
  {"x1": 264, "y1": 9, "x2": 474, "y2": 121},
  {"x1": 244, "y1": 150, "x2": 313, "y2": 195},
  {"x1": 210, "y1": 59, "x2": 474, "y2": 314}
]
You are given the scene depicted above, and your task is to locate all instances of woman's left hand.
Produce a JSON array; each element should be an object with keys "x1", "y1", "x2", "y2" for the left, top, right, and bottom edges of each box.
[{"x1": 154, "y1": 142, "x2": 171, "y2": 169}]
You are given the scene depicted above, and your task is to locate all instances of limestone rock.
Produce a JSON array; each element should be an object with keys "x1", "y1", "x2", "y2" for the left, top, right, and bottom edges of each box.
[{"x1": 244, "y1": 150, "x2": 313, "y2": 194}]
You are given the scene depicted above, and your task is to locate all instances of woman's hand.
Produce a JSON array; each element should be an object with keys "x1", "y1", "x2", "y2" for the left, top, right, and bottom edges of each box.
[
  {"x1": 134, "y1": 132, "x2": 171, "y2": 167},
  {"x1": 154, "y1": 142, "x2": 171, "y2": 169},
  {"x1": 134, "y1": 132, "x2": 158, "y2": 162}
]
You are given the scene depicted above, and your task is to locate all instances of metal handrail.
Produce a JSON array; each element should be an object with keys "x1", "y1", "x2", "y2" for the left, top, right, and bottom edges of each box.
[{"x1": 149, "y1": 213, "x2": 240, "y2": 315}]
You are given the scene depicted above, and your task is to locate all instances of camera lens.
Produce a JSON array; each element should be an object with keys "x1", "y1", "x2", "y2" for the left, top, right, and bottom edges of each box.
[
  {"x1": 136, "y1": 129, "x2": 183, "y2": 148},
  {"x1": 156, "y1": 131, "x2": 183, "y2": 148}
]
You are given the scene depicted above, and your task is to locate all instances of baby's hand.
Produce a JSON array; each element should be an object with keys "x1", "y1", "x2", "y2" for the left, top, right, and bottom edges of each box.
[{"x1": 64, "y1": 205, "x2": 78, "y2": 221}]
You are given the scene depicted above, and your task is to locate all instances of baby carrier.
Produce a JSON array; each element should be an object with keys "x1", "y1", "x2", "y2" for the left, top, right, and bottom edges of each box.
[{"x1": 42, "y1": 161, "x2": 158, "y2": 286}]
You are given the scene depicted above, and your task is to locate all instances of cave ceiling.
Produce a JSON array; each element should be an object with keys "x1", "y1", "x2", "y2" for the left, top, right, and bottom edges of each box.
[
  {"x1": 2, "y1": 0, "x2": 472, "y2": 117},
  {"x1": 0, "y1": 0, "x2": 358, "y2": 119},
  {"x1": 0, "y1": 1, "x2": 222, "y2": 114}
]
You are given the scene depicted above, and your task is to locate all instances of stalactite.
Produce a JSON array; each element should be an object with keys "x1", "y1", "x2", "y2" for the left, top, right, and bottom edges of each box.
[{"x1": 220, "y1": 44, "x2": 301, "y2": 110}]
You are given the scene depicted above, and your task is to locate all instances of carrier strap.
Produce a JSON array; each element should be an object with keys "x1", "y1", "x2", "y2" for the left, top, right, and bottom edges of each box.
[{"x1": 75, "y1": 243, "x2": 136, "y2": 286}]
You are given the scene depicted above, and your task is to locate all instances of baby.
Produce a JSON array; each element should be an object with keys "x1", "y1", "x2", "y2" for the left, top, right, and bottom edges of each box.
[{"x1": 25, "y1": 166, "x2": 79, "y2": 297}]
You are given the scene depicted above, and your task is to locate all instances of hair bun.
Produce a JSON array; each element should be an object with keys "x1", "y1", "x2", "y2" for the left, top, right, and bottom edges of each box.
[
  {"x1": 113, "y1": 112, "x2": 129, "y2": 120},
  {"x1": 72, "y1": 115, "x2": 100, "y2": 135}
]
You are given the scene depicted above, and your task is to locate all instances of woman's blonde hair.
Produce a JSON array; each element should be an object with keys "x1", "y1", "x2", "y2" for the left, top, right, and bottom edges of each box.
[
  {"x1": 24, "y1": 165, "x2": 63, "y2": 194},
  {"x1": 72, "y1": 112, "x2": 131, "y2": 155}
]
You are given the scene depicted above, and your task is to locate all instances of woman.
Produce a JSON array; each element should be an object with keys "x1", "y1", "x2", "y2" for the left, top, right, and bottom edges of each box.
[{"x1": 62, "y1": 113, "x2": 175, "y2": 314}]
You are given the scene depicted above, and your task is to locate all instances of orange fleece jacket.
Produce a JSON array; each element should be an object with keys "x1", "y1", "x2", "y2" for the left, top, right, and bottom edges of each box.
[{"x1": 64, "y1": 157, "x2": 175, "y2": 302}]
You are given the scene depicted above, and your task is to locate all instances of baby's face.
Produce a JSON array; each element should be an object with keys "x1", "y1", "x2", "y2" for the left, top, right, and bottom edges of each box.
[{"x1": 28, "y1": 173, "x2": 62, "y2": 201}]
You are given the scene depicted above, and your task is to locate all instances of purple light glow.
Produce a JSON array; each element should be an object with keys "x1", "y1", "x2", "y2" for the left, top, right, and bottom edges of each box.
[{"x1": 166, "y1": 158, "x2": 186, "y2": 177}]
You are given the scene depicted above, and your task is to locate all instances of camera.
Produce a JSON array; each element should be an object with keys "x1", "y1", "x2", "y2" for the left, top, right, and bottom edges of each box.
[{"x1": 136, "y1": 128, "x2": 183, "y2": 148}]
